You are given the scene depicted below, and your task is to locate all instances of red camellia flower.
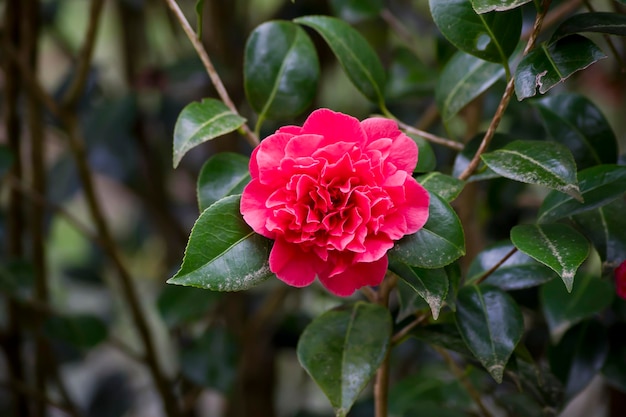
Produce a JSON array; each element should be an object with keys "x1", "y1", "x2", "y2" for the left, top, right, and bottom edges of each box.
[
  {"x1": 616, "y1": 260, "x2": 626, "y2": 300},
  {"x1": 240, "y1": 108, "x2": 430, "y2": 296}
]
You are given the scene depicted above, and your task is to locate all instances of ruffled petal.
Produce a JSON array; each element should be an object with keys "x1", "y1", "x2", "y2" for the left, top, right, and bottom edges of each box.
[
  {"x1": 318, "y1": 256, "x2": 388, "y2": 296},
  {"x1": 256, "y1": 132, "x2": 294, "y2": 183},
  {"x1": 302, "y1": 108, "x2": 366, "y2": 147},
  {"x1": 402, "y1": 180, "x2": 430, "y2": 233},
  {"x1": 240, "y1": 179, "x2": 275, "y2": 238},
  {"x1": 269, "y1": 239, "x2": 318, "y2": 287}
]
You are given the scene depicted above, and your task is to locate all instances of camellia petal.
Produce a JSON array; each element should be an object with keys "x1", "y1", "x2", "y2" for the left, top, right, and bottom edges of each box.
[{"x1": 240, "y1": 108, "x2": 430, "y2": 297}]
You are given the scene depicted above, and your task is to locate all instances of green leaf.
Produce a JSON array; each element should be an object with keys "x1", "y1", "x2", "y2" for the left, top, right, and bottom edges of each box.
[
  {"x1": 390, "y1": 261, "x2": 449, "y2": 320},
  {"x1": 455, "y1": 285, "x2": 524, "y2": 382},
  {"x1": 0, "y1": 144, "x2": 14, "y2": 178},
  {"x1": 294, "y1": 15, "x2": 386, "y2": 106},
  {"x1": 572, "y1": 199, "x2": 626, "y2": 265},
  {"x1": 329, "y1": 0, "x2": 384, "y2": 23},
  {"x1": 43, "y1": 314, "x2": 108, "y2": 352},
  {"x1": 467, "y1": 241, "x2": 558, "y2": 290},
  {"x1": 452, "y1": 133, "x2": 515, "y2": 182},
  {"x1": 412, "y1": 323, "x2": 473, "y2": 357},
  {"x1": 173, "y1": 99, "x2": 246, "y2": 168},
  {"x1": 157, "y1": 285, "x2": 220, "y2": 327},
  {"x1": 510, "y1": 224, "x2": 590, "y2": 292},
  {"x1": 551, "y1": 12, "x2": 626, "y2": 43},
  {"x1": 411, "y1": 134, "x2": 436, "y2": 173},
  {"x1": 541, "y1": 273, "x2": 614, "y2": 339},
  {"x1": 386, "y1": 47, "x2": 437, "y2": 100},
  {"x1": 180, "y1": 327, "x2": 238, "y2": 392},
  {"x1": 244, "y1": 20, "x2": 319, "y2": 123},
  {"x1": 417, "y1": 172, "x2": 465, "y2": 202},
  {"x1": 481, "y1": 140, "x2": 581, "y2": 201},
  {"x1": 436, "y1": 51, "x2": 505, "y2": 121},
  {"x1": 197, "y1": 153, "x2": 250, "y2": 212},
  {"x1": 396, "y1": 278, "x2": 429, "y2": 323},
  {"x1": 297, "y1": 302, "x2": 392, "y2": 416},
  {"x1": 538, "y1": 165, "x2": 626, "y2": 223},
  {"x1": 390, "y1": 192, "x2": 465, "y2": 269},
  {"x1": 429, "y1": 0, "x2": 522, "y2": 63},
  {"x1": 168, "y1": 195, "x2": 273, "y2": 291},
  {"x1": 533, "y1": 93, "x2": 618, "y2": 170},
  {"x1": 549, "y1": 320, "x2": 609, "y2": 401},
  {"x1": 471, "y1": 0, "x2": 533, "y2": 13},
  {"x1": 514, "y1": 35, "x2": 606, "y2": 100},
  {"x1": 195, "y1": 0, "x2": 205, "y2": 39}
]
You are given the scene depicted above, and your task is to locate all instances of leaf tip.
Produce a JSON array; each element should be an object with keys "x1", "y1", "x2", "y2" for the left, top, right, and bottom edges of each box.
[{"x1": 488, "y1": 364, "x2": 505, "y2": 383}]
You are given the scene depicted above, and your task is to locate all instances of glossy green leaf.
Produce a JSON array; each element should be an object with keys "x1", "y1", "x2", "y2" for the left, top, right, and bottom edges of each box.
[
  {"x1": 168, "y1": 195, "x2": 273, "y2": 291},
  {"x1": 549, "y1": 320, "x2": 609, "y2": 401},
  {"x1": 244, "y1": 20, "x2": 319, "y2": 122},
  {"x1": 514, "y1": 35, "x2": 606, "y2": 100},
  {"x1": 173, "y1": 99, "x2": 246, "y2": 168},
  {"x1": 297, "y1": 302, "x2": 392, "y2": 416},
  {"x1": 429, "y1": 0, "x2": 521, "y2": 63},
  {"x1": 538, "y1": 165, "x2": 626, "y2": 223},
  {"x1": 455, "y1": 285, "x2": 524, "y2": 382},
  {"x1": 436, "y1": 51, "x2": 505, "y2": 121},
  {"x1": 329, "y1": 0, "x2": 384, "y2": 23},
  {"x1": 43, "y1": 314, "x2": 108, "y2": 351},
  {"x1": 412, "y1": 134, "x2": 436, "y2": 173},
  {"x1": 417, "y1": 172, "x2": 465, "y2": 202},
  {"x1": 0, "y1": 145, "x2": 13, "y2": 178},
  {"x1": 412, "y1": 323, "x2": 473, "y2": 357},
  {"x1": 157, "y1": 285, "x2": 220, "y2": 327},
  {"x1": 551, "y1": 12, "x2": 626, "y2": 42},
  {"x1": 471, "y1": 0, "x2": 532, "y2": 13},
  {"x1": 481, "y1": 140, "x2": 581, "y2": 200},
  {"x1": 197, "y1": 153, "x2": 250, "y2": 212},
  {"x1": 180, "y1": 327, "x2": 238, "y2": 392},
  {"x1": 386, "y1": 47, "x2": 437, "y2": 100},
  {"x1": 396, "y1": 278, "x2": 429, "y2": 323},
  {"x1": 572, "y1": 199, "x2": 626, "y2": 265},
  {"x1": 389, "y1": 261, "x2": 449, "y2": 319},
  {"x1": 533, "y1": 94, "x2": 618, "y2": 170},
  {"x1": 467, "y1": 241, "x2": 558, "y2": 290},
  {"x1": 541, "y1": 273, "x2": 613, "y2": 338},
  {"x1": 294, "y1": 15, "x2": 386, "y2": 106},
  {"x1": 452, "y1": 133, "x2": 515, "y2": 182},
  {"x1": 510, "y1": 224, "x2": 590, "y2": 292},
  {"x1": 390, "y1": 192, "x2": 465, "y2": 269}
]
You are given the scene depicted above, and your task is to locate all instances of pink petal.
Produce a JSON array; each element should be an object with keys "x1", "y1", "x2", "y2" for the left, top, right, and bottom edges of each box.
[
  {"x1": 255, "y1": 132, "x2": 294, "y2": 183},
  {"x1": 318, "y1": 256, "x2": 388, "y2": 296},
  {"x1": 241, "y1": 179, "x2": 275, "y2": 238},
  {"x1": 387, "y1": 132, "x2": 418, "y2": 172},
  {"x1": 402, "y1": 180, "x2": 430, "y2": 233},
  {"x1": 285, "y1": 134, "x2": 325, "y2": 158},
  {"x1": 302, "y1": 108, "x2": 366, "y2": 147},
  {"x1": 269, "y1": 239, "x2": 317, "y2": 288},
  {"x1": 361, "y1": 117, "x2": 401, "y2": 142}
]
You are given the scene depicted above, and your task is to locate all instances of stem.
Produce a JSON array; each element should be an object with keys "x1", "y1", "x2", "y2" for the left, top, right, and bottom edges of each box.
[
  {"x1": 391, "y1": 313, "x2": 429, "y2": 346},
  {"x1": 458, "y1": 0, "x2": 551, "y2": 180},
  {"x1": 163, "y1": 0, "x2": 259, "y2": 148},
  {"x1": 474, "y1": 247, "x2": 518, "y2": 285},
  {"x1": 394, "y1": 118, "x2": 464, "y2": 151}
]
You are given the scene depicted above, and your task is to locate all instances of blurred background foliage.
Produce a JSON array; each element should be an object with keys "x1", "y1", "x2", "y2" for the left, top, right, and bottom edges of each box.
[{"x1": 1, "y1": 0, "x2": 625, "y2": 417}]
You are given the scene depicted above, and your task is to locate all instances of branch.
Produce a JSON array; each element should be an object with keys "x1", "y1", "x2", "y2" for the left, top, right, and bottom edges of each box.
[
  {"x1": 163, "y1": 0, "x2": 259, "y2": 148},
  {"x1": 474, "y1": 247, "x2": 518, "y2": 286},
  {"x1": 395, "y1": 119, "x2": 464, "y2": 151},
  {"x1": 458, "y1": 0, "x2": 552, "y2": 180},
  {"x1": 391, "y1": 313, "x2": 429, "y2": 346}
]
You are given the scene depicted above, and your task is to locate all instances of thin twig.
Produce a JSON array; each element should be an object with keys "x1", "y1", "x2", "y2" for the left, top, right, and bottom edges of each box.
[
  {"x1": 396, "y1": 119, "x2": 464, "y2": 151},
  {"x1": 522, "y1": 0, "x2": 583, "y2": 40},
  {"x1": 474, "y1": 247, "x2": 518, "y2": 286},
  {"x1": 391, "y1": 312, "x2": 429, "y2": 346},
  {"x1": 583, "y1": 0, "x2": 626, "y2": 72},
  {"x1": 361, "y1": 286, "x2": 378, "y2": 303},
  {"x1": 458, "y1": 0, "x2": 552, "y2": 180},
  {"x1": 163, "y1": 0, "x2": 259, "y2": 147}
]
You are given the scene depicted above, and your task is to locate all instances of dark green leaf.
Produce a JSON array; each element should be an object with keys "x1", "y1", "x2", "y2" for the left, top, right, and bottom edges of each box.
[
  {"x1": 481, "y1": 140, "x2": 581, "y2": 200},
  {"x1": 168, "y1": 195, "x2": 273, "y2": 291},
  {"x1": 157, "y1": 285, "x2": 220, "y2": 327},
  {"x1": 386, "y1": 47, "x2": 437, "y2": 100},
  {"x1": 541, "y1": 273, "x2": 613, "y2": 338},
  {"x1": 538, "y1": 165, "x2": 626, "y2": 223},
  {"x1": 294, "y1": 15, "x2": 386, "y2": 106},
  {"x1": 455, "y1": 285, "x2": 524, "y2": 382},
  {"x1": 0, "y1": 145, "x2": 13, "y2": 178},
  {"x1": 390, "y1": 261, "x2": 448, "y2": 319},
  {"x1": 195, "y1": 0, "x2": 205, "y2": 39},
  {"x1": 514, "y1": 35, "x2": 606, "y2": 100},
  {"x1": 390, "y1": 192, "x2": 465, "y2": 269},
  {"x1": 0, "y1": 260, "x2": 34, "y2": 299},
  {"x1": 412, "y1": 323, "x2": 473, "y2": 357},
  {"x1": 180, "y1": 327, "x2": 238, "y2": 392},
  {"x1": 452, "y1": 133, "x2": 515, "y2": 181},
  {"x1": 467, "y1": 241, "x2": 558, "y2": 290},
  {"x1": 396, "y1": 278, "x2": 429, "y2": 323},
  {"x1": 445, "y1": 262, "x2": 462, "y2": 313},
  {"x1": 510, "y1": 224, "x2": 590, "y2": 291},
  {"x1": 572, "y1": 199, "x2": 626, "y2": 266},
  {"x1": 43, "y1": 314, "x2": 108, "y2": 351},
  {"x1": 429, "y1": 0, "x2": 522, "y2": 63},
  {"x1": 549, "y1": 320, "x2": 609, "y2": 401},
  {"x1": 436, "y1": 51, "x2": 505, "y2": 121},
  {"x1": 533, "y1": 93, "x2": 618, "y2": 170},
  {"x1": 244, "y1": 20, "x2": 319, "y2": 122},
  {"x1": 471, "y1": 0, "x2": 532, "y2": 13},
  {"x1": 197, "y1": 153, "x2": 250, "y2": 212},
  {"x1": 297, "y1": 302, "x2": 392, "y2": 416},
  {"x1": 417, "y1": 172, "x2": 465, "y2": 202},
  {"x1": 173, "y1": 99, "x2": 246, "y2": 168},
  {"x1": 551, "y1": 12, "x2": 626, "y2": 43},
  {"x1": 329, "y1": 0, "x2": 384, "y2": 23},
  {"x1": 411, "y1": 134, "x2": 436, "y2": 173}
]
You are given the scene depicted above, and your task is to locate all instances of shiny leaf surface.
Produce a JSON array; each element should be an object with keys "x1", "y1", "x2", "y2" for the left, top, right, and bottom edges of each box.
[
  {"x1": 551, "y1": 12, "x2": 626, "y2": 42},
  {"x1": 471, "y1": 0, "x2": 532, "y2": 13},
  {"x1": 417, "y1": 172, "x2": 465, "y2": 202},
  {"x1": 390, "y1": 261, "x2": 449, "y2": 319},
  {"x1": 197, "y1": 153, "x2": 250, "y2": 212}
]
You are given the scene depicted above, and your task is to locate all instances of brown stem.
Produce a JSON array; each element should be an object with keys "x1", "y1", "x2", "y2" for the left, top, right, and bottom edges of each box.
[
  {"x1": 474, "y1": 247, "x2": 518, "y2": 285},
  {"x1": 163, "y1": 0, "x2": 259, "y2": 148},
  {"x1": 395, "y1": 119, "x2": 464, "y2": 151},
  {"x1": 458, "y1": 0, "x2": 551, "y2": 180},
  {"x1": 522, "y1": 0, "x2": 583, "y2": 40},
  {"x1": 391, "y1": 313, "x2": 429, "y2": 346}
]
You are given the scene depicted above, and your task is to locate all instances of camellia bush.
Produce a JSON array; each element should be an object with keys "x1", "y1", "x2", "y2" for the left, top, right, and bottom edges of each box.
[{"x1": 2, "y1": 0, "x2": 626, "y2": 417}]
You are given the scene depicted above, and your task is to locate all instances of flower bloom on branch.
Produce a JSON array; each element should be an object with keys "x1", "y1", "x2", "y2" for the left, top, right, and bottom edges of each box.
[
  {"x1": 240, "y1": 108, "x2": 430, "y2": 296},
  {"x1": 616, "y1": 260, "x2": 626, "y2": 300}
]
